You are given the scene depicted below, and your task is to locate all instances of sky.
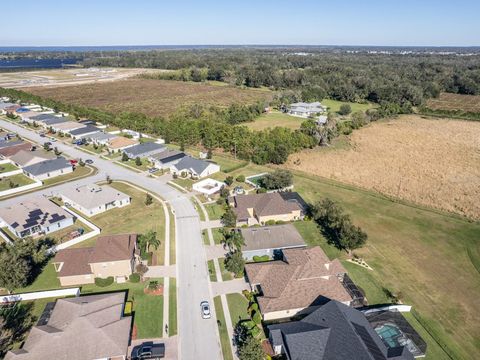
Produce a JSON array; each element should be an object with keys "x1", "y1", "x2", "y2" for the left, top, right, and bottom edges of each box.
[{"x1": 1, "y1": 0, "x2": 479, "y2": 47}]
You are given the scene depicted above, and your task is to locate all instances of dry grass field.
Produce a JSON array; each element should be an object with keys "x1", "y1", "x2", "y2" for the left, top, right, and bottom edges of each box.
[
  {"x1": 24, "y1": 78, "x2": 271, "y2": 118},
  {"x1": 286, "y1": 115, "x2": 480, "y2": 219},
  {"x1": 426, "y1": 92, "x2": 480, "y2": 112}
]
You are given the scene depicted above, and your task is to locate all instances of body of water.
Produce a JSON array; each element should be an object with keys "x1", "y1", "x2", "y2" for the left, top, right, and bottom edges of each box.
[{"x1": 0, "y1": 58, "x2": 79, "y2": 69}]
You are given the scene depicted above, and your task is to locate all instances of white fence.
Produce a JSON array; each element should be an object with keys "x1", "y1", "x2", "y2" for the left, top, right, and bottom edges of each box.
[
  {"x1": 0, "y1": 179, "x2": 42, "y2": 197},
  {"x1": 0, "y1": 159, "x2": 23, "y2": 177},
  {"x1": 0, "y1": 288, "x2": 80, "y2": 303},
  {"x1": 362, "y1": 304, "x2": 412, "y2": 314}
]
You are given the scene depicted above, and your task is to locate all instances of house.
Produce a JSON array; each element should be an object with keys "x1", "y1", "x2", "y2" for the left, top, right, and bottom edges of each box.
[
  {"x1": 0, "y1": 197, "x2": 74, "y2": 238},
  {"x1": 5, "y1": 292, "x2": 132, "y2": 360},
  {"x1": 228, "y1": 192, "x2": 305, "y2": 226},
  {"x1": 170, "y1": 156, "x2": 220, "y2": 179},
  {"x1": 53, "y1": 233, "x2": 139, "y2": 286},
  {"x1": 0, "y1": 101, "x2": 15, "y2": 115},
  {"x1": 4, "y1": 104, "x2": 20, "y2": 114},
  {"x1": 87, "y1": 131, "x2": 118, "y2": 146},
  {"x1": 61, "y1": 184, "x2": 131, "y2": 217},
  {"x1": 267, "y1": 300, "x2": 420, "y2": 360},
  {"x1": 239, "y1": 224, "x2": 306, "y2": 260},
  {"x1": 149, "y1": 149, "x2": 186, "y2": 169},
  {"x1": 28, "y1": 113, "x2": 60, "y2": 124},
  {"x1": 288, "y1": 101, "x2": 327, "y2": 117},
  {"x1": 10, "y1": 150, "x2": 55, "y2": 168},
  {"x1": 192, "y1": 178, "x2": 225, "y2": 196},
  {"x1": 244, "y1": 247, "x2": 354, "y2": 320},
  {"x1": 23, "y1": 157, "x2": 73, "y2": 181},
  {"x1": 0, "y1": 141, "x2": 33, "y2": 159},
  {"x1": 15, "y1": 109, "x2": 38, "y2": 122},
  {"x1": 122, "y1": 142, "x2": 165, "y2": 159},
  {"x1": 107, "y1": 136, "x2": 138, "y2": 152},
  {"x1": 69, "y1": 125, "x2": 101, "y2": 140},
  {"x1": 51, "y1": 121, "x2": 86, "y2": 134}
]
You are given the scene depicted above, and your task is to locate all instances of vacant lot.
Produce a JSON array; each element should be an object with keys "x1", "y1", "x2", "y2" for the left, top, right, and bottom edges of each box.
[
  {"x1": 245, "y1": 111, "x2": 304, "y2": 131},
  {"x1": 24, "y1": 78, "x2": 271, "y2": 118},
  {"x1": 286, "y1": 115, "x2": 480, "y2": 220},
  {"x1": 426, "y1": 92, "x2": 480, "y2": 113}
]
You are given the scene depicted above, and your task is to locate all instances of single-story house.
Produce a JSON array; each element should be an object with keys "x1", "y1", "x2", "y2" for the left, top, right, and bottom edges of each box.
[
  {"x1": 228, "y1": 192, "x2": 305, "y2": 226},
  {"x1": 0, "y1": 197, "x2": 75, "y2": 238},
  {"x1": 41, "y1": 116, "x2": 69, "y2": 127},
  {"x1": 5, "y1": 292, "x2": 132, "y2": 360},
  {"x1": 170, "y1": 156, "x2": 220, "y2": 179},
  {"x1": 51, "y1": 121, "x2": 86, "y2": 133},
  {"x1": 15, "y1": 110, "x2": 38, "y2": 122},
  {"x1": 149, "y1": 149, "x2": 186, "y2": 169},
  {"x1": 267, "y1": 300, "x2": 417, "y2": 360},
  {"x1": 61, "y1": 184, "x2": 131, "y2": 217},
  {"x1": 192, "y1": 178, "x2": 225, "y2": 195},
  {"x1": 244, "y1": 247, "x2": 353, "y2": 320},
  {"x1": 0, "y1": 141, "x2": 33, "y2": 159},
  {"x1": 28, "y1": 113, "x2": 60, "y2": 125},
  {"x1": 23, "y1": 157, "x2": 73, "y2": 181},
  {"x1": 122, "y1": 142, "x2": 165, "y2": 159},
  {"x1": 87, "y1": 132, "x2": 118, "y2": 146},
  {"x1": 106, "y1": 136, "x2": 138, "y2": 152},
  {"x1": 0, "y1": 101, "x2": 15, "y2": 115},
  {"x1": 4, "y1": 104, "x2": 20, "y2": 114},
  {"x1": 10, "y1": 149, "x2": 55, "y2": 168},
  {"x1": 239, "y1": 224, "x2": 306, "y2": 260},
  {"x1": 53, "y1": 233, "x2": 138, "y2": 286},
  {"x1": 288, "y1": 101, "x2": 327, "y2": 117},
  {"x1": 69, "y1": 125, "x2": 101, "y2": 140}
]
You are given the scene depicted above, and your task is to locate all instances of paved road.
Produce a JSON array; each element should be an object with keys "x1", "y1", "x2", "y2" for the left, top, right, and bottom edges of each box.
[{"x1": 0, "y1": 120, "x2": 222, "y2": 360}]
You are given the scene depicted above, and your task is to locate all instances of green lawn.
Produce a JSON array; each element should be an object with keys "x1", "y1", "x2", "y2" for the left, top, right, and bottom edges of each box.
[
  {"x1": 322, "y1": 99, "x2": 376, "y2": 114},
  {"x1": 81, "y1": 278, "x2": 164, "y2": 339},
  {"x1": 172, "y1": 177, "x2": 194, "y2": 191},
  {"x1": 169, "y1": 207, "x2": 176, "y2": 265},
  {"x1": 205, "y1": 203, "x2": 225, "y2": 221},
  {"x1": 207, "y1": 260, "x2": 217, "y2": 282},
  {"x1": 42, "y1": 165, "x2": 93, "y2": 186},
  {"x1": 192, "y1": 198, "x2": 206, "y2": 221},
  {"x1": 123, "y1": 158, "x2": 151, "y2": 171},
  {"x1": 16, "y1": 261, "x2": 60, "y2": 293},
  {"x1": 219, "y1": 258, "x2": 233, "y2": 281},
  {"x1": 0, "y1": 174, "x2": 35, "y2": 191},
  {"x1": 226, "y1": 293, "x2": 250, "y2": 327},
  {"x1": 202, "y1": 230, "x2": 209, "y2": 245},
  {"x1": 82, "y1": 143, "x2": 105, "y2": 154},
  {"x1": 43, "y1": 218, "x2": 94, "y2": 245},
  {"x1": 210, "y1": 154, "x2": 248, "y2": 173},
  {"x1": 293, "y1": 220, "x2": 343, "y2": 259},
  {"x1": 245, "y1": 111, "x2": 304, "y2": 131},
  {"x1": 212, "y1": 228, "x2": 224, "y2": 245},
  {"x1": 168, "y1": 278, "x2": 177, "y2": 336},
  {"x1": 214, "y1": 296, "x2": 234, "y2": 360},
  {"x1": 218, "y1": 162, "x2": 480, "y2": 360},
  {"x1": 0, "y1": 162, "x2": 19, "y2": 174}
]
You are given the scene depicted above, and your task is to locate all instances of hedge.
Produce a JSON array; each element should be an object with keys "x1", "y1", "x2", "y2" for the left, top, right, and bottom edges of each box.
[
  {"x1": 94, "y1": 277, "x2": 114, "y2": 287},
  {"x1": 129, "y1": 273, "x2": 141, "y2": 283}
]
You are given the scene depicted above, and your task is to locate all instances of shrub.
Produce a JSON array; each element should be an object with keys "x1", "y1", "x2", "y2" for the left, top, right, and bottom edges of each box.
[
  {"x1": 265, "y1": 220, "x2": 276, "y2": 226},
  {"x1": 252, "y1": 255, "x2": 270, "y2": 262},
  {"x1": 236, "y1": 175, "x2": 245, "y2": 182},
  {"x1": 129, "y1": 273, "x2": 141, "y2": 283},
  {"x1": 339, "y1": 104, "x2": 352, "y2": 115},
  {"x1": 148, "y1": 280, "x2": 159, "y2": 290},
  {"x1": 225, "y1": 176, "x2": 234, "y2": 186},
  {"x1": 275, "y1": 220, "x2": 285, "y2": 225},
  {"x1": 135, "y1": 263, "x2": 148, "y2": 275},
  {"x1": 252, "y1": 311, "x2": 262, "y2": 325},
  {"x1": 95, "y1": 276, "x2": 114, "y2": 287}
]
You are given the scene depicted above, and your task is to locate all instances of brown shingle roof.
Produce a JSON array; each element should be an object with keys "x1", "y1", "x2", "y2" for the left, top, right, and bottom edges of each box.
[
  {"x1": 0, "y1": 142, "x2": 32, "y2": 158},
  {"x1": 245, "y1": 247, "x2": 352, "y2": 314},
  {"x1": 54, "y1": 248, "x2": 94, "y2": 277},
  {"x1": 230, "y1": 192, "x2": 302, "y2": 221},
  {"x1": 107, "y1": 137, "x2": 138, "y2": 150}
]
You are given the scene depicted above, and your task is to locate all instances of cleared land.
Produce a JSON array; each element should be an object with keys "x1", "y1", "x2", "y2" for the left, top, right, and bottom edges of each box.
[
  {"x1": 245, "y1": 111, "x2": 305, "y2": 131},
  {"x1": 426, "y1": 92, "x2": 480, "y2": 113},
  {"x1": 322, "y1": 99, "x2": 376, "y2": 113},
  {"x1": 220, "y1": 160, "x2": 480, "y2": 360},
  {"x1": 24, "y1": 78, "x2": 271, "y2": 118},
  {"x1": 286, "y1": 115, "x2": 480, "y2": 220}
]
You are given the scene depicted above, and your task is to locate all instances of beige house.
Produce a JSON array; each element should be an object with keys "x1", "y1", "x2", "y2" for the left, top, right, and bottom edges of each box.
[
  {"x1": 228, "y1": 192, "x2": 304, "y2": 226},
  {"x1": 245, "y1": 247, "x2": 353, "y2": 321},
  {"x1": 10, "y1": 149, "x2": 55, "y2": 167},
  {"x1": 53, "y1": 233, "x2": 139, "y2": 286},
  {"x1": 107, "y1": 136, "x2": 138, "y2": 152}
]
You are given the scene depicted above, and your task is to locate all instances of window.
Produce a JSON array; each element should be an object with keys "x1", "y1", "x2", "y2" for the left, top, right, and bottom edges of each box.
[{"x1": 57, "y1": 223, "x2": 61, "y2": 228}]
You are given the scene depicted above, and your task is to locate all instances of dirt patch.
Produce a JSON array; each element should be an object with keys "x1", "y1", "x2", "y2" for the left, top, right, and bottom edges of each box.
[
  {"x1": 286, "y1": 115, "x2": 480, "y2": 219},
  {"x1": 426, "y1": 92, "x2": 480, "y2": 113},
  {"x1": 24, "y1": 78, "x2": 271, "y2": 118}
]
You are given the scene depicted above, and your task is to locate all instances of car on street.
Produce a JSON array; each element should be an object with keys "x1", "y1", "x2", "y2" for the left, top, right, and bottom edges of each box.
[
  {"x1": 148, "y1": 167, "x2": 159, "y2": 173},
  {"x1": 39, "y1": 132, "x2": 46, "y2": 137},
  {"x1": 200, "y1": 301, "x2": 211, "y2": 319},
  {"x1": 131, "y1": 342, "x2": 165, "y2": 359},
  {"x1": 50, "y1": 137, "x2": 57, "y2": 142},
  {"x1": 85, "y1": 159, "x2": 94, "y2": 164},
  {"x1": 44, "y1": 142, "x2": 52, "y2": 146}
]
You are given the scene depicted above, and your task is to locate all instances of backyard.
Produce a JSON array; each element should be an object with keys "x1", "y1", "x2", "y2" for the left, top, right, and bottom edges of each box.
[
  {"x1": 245, "y1": 111, "x2": 304, "y2": 131},
  {"x1": 0, "y1": 162, "x2": 19, "y2": 173},
  {"x1": 0, "y1": 173, "x2": 35, "y2": 191}
]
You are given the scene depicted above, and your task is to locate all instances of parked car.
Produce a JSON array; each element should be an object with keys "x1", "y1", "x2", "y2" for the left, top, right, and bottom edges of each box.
[
  {"x1": 200, "y1": 301, "x2": 211, "y2": 319},
  {"x1": 73, "y1": 139, "x2": 85, "y2": 145},
  {"x1": 39, "y1": 133, "x2": 46, "y2": 137},
  {"x1": 69, "y1": 159, "x2": 78, "y2": 166},
  {"x1": 85, "y1": 159, "x2": 94, "y2": 164},
  {"x1": 50, "y1": 137, "x2": 57, "y2": 142},
  {"x1": 131, "y1": 342, "x2": 165, "y2": 360},
  {"x1": 44, "y1": 142, "x2": 52, "y2": 146},
  {"x1": 148, "y1": 167, "x2": 159, "y2": 173}
]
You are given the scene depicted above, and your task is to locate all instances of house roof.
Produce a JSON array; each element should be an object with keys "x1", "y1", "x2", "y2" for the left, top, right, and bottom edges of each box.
[
  {"x1": 42, "y1": 117, "x2": 69, "y2": 126},
  {"x1": 239, "y1": 224, "x2": 306, "y2": 252},
  {"x1": 5, "y1": 293, "x2": 132, "y2": 360},
  {"x1": 230, "y1": 192, "x2": 303, "y2": 221},
  {"x1": 10, "y1": 150, "x2": 55, "y2": 167},
  {"x1": 87, "y1": 132, "x2": 117, "y2": 142},
  {"x1": 54, "y1": 233, "x2": 137, "y2": 276},
  {"x1": 61, "y1": 184, "x2": 130, "y2": 211},
  {"x1": 268, "y1": 300, "x2": 415, "y2": 360},
  {"x1": 0, "y1": 197, "x2": 73, "y2": 233},
  {"x1": 0, "y1": 101, "x2": 15, "y2": 109},
  {"x1": 69, "y1": 125, "x2": 100, "y2": 136},
  {"x1": 173, "y1": 156, "x2": 214, "y2": 175},
  {"x1": 0, "y1": 142, "x2": 32, "y2": 158},
  {"x1": 52, "y1": 121, "x2": 86, "y2": 131},
  {"x1": 123, "y1": 142, "x2": 165, "y2": 157},
  {"x1": 23, "y1": 157, "x2": 72, "y2": 176},
  {"x1": 150, "y1": 149, "x2": 185, "y2": 163},
  {"x1": 0, "y1": 140, "x2": 23, "y2": 149},
  {"x1": 30, "y1": 113, "x2": 60, "y2": 122},
  {"x1": 107, "y1": 136, "x2": 138, "y2": 149},
  {"x1": 245, "y1": 247, "x2": 352, "y2": 313}
]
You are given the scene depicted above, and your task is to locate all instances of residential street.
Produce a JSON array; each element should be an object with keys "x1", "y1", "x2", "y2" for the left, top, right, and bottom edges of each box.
[{"x1": 0, "y1": 119, "x2": 222, "y2": 360}]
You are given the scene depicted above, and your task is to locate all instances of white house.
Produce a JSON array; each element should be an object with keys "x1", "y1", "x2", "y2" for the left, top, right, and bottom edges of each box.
[
  {"x1": 60, "y1": 184, "x2": 131, "y2": 217},
  {"x1": 170, "y1": 156, "x2": 220, "y2": 179},
  {"x1": 87, "y1": 132, "x2": 118, "y2": 146},
  {"x1": 23, "y1": 157, "x2": 73, "y2": 181},
  {"x1": 288, "y1": 102, "x2": 327, "y2": 118}
]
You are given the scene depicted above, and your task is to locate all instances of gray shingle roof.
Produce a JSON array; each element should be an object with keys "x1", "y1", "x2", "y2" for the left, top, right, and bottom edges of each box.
[
  {"x1": 69, "y1": 125, "x2": 100, "y2": 136},
  {"x1": 43, "y1": 117, "x2": 69, "y2": 126},
  {"x1": 240, "y1": 224, "x2": 306, "y2": 252},
  {"x1": 23, "y1": 157, "x2": 72, "y2": 176},
  {"x1": 150, "y1": 149, "x2": 185, "y2": 163},
  {"x1": 30, "y1": 114, "x2": 60, "y2": 123},
  {"x1": 123, "y1": 142, "x2": 165, "y2": 158},
  {"x1": 61, "y1": 184, "x2": 130, "y2": 211},
  {"x1": 173, "y1": 156, "x2": 211, "y2": 175},
  {"x1": 87, "y1": 132, "x2": 117, "y2": 142}
]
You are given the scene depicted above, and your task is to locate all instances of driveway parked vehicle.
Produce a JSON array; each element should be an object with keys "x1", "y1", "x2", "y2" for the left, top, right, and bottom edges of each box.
[
  {"x1": 200, "y1": 301, "x2": 211, "y2": 319},
  {"x1": 148, "y1": 167, "x2": 159, "y2": 173},
  {"x1": 85, "y1": 159, "x2": 94, "y2": 164},
  {"x1": 131, "y1": 342, "x2": 165, "y2": 359}
]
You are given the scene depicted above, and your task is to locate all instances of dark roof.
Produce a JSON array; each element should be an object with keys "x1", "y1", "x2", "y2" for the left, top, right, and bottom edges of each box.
[
  {"x1": 69, "y1": 125, "x2": 100, "y2": 136},
  {"x1": 239, "y1": 224, "x2": 306, "y2": 252},
  {"x1": 43, "y1": 117, "x2": 69, "y2": 126},
  {"x1": 230, "y1": 192, "x2": 303, "y2": 220},
  {"x1": 23, "y1": 157, "x2": 71, "y2": 176},
  {"x1": 30, "y1": 114, "x2": 59, "y2": 122},
  {"x1": 173, "y1": 156, "x2": 213, "y2": 175},
  {"x1": 123, "y1": 142, "x2": 165, "y2": 157},
  {"x1": 268, "y1": 301, "x2": 415, "y2": 360},
  {"x1": 150, "y1": 149, "x2": 186, "y2": 164}
]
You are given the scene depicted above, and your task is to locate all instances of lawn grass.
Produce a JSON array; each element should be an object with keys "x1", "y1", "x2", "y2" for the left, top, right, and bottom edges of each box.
[
  {"x1": 192, "y1": 197, "x2": 206, "y2": 221},
  {"x1": 42, "y1": 165, "x2": 93, "y2": 186},
  {"x1": 171, "y1": 177, "x2": 194, "y2": 191},
  {"x1": 169, "y1": 206, "x2": 176, "y2": 265},
  {"x1": 205, "y1": 203, "x2": 225, "y2": 221},
  {"x1": 245, "y1": 111, "x2": 305, "y2": 131},
  {"x1": 322, "y1": 99, "x2": 376, "y2": 114},
  {"x1": 213, "y1": 296, "x2": 234, "y2": 360},
  {"x1": 221, "y1": 162, "x2": 480, "y2": 359},
  {"x1": 219, "y1": 258, "x2": 233, "y2": 281},
  {"x1": 212, "y1": 228, "x2": 224, "y2": 245},
  {"x1": 82, "y1": 143, "x2": 105, "y2": 154},
  {"x1": 293, "y1": 220, "x2": 343, "y2": 260},
  {"x1": 16, "y1": 261, "x2": 60, "y2": 292},
  {"x1": 123, "y1": 158, "x2": 151, "y2": 171},
  {"x1": 0, "y1": 173, "x2": 35, "y2": 190},
  {"x1": 226, "y1": 293, "x2": 250, "y2": 327},
  {"x1": 81, "y1": 278, "x2": 164, "y2": 339},
  {"x1": 168, "y1": 277, "x2": 177, "y2": 336},
  {"x1": 44, "y1": 218, "x2": 94, "y2": 244},
  {"x1": 207, "y1": 260, "x2": 217, "y2": 282},
  {"x1": 210, "y1": 154, "x2": 249, "y2": 173},
  {"x1": 0, "y1": 162, "x2": 19, "y2": 173},
  {"x1": 202, "y1": 230, "x2": 209, "y2": 245}
]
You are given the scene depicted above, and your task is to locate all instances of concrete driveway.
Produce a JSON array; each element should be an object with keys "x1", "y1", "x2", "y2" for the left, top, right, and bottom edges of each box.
[{"x1": 129, "y1": 336, "x2": 178, "y2": 359}]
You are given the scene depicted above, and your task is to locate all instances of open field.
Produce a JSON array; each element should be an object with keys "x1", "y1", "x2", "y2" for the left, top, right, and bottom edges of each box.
[
  {"x1": 244, "y1": 111, "x2": 304, "y2": 131},
  {"x1": 426, "y1": 92, "x2": 480, "y2": 113},
  {"x1": 286, "y1": 115, "x2": 480, "y2": 220},
  {"x1": 322, "y1": 99, "x2": 377, "y2": 113},
  {"x1": 218, "y1": 159, "x2": 480, "y2": 360},
  {"x1": 24, "y1": 78, "x2": 271, "y2": 118}
]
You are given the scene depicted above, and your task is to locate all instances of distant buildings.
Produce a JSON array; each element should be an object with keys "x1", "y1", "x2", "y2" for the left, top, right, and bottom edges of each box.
[{"x1": 288, "y1": 101, "x2": 327, "y2": 118}]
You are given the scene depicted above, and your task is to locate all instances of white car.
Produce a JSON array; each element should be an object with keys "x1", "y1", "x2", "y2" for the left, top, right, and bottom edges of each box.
[{"x1": 200, "y1": 301, "x2": 211, "y2": 319}]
